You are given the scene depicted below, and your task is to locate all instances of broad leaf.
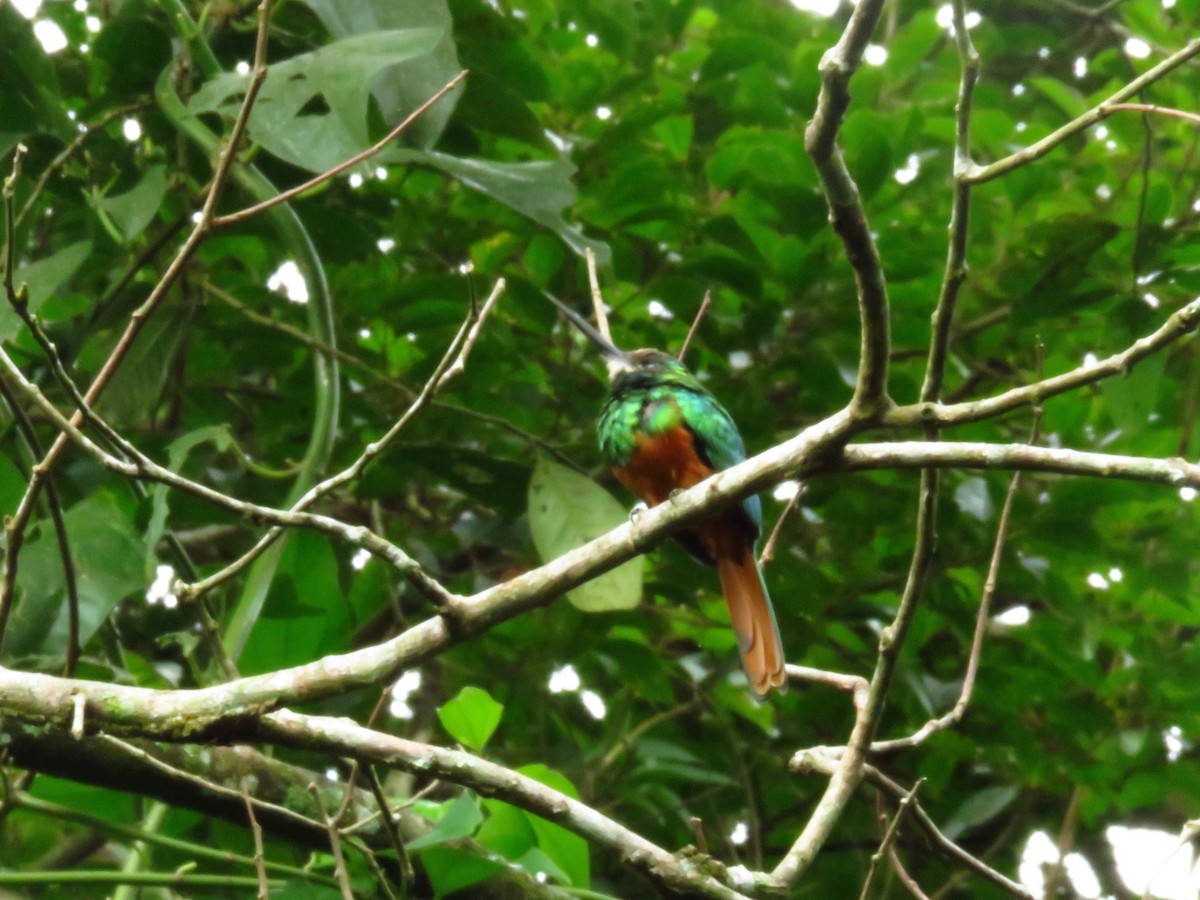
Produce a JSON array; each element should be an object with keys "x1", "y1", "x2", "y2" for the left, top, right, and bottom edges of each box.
[
  {"x1": 528, "y1": 458, "x2": 642, "y2": 611},
  {"x1": 189, "y1": 29, "x2": 443, "y2": 173},
  {"x1": 6, "y1": 493, "x2": 146, "y2": 660},
  {"x1": 437, "y1": 686, "x2": 504, "y2": 751}
]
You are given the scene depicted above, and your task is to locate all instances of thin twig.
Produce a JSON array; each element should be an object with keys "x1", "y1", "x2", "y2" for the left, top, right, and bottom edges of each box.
[
  {"x1": 0, "y1": 336, "x2": 453, "y2": 608},
  {"x1": 886, "y1": 294, "x2": 1200, "y2": 430},
  {"x1": 15, "y1": 101, "x2": 151, "y2": 232},
  {"x1": 921, "y1": 0, "x2": 979, "y2": 408},
  {"x1": 785, "y1": 665, "x2": 870, "y2": 708},
  {"x1": 332, "y1": 691, "x2": 390, "y2": 828},
  {"x1": 759, "y1": 483, "x2": 803, "y2": 566},
  {"x1": 363, "y1": 766, "x2": 412, "y2": 897},
  {"x1": 310, "y1": 783, "x2": 355, "y2": 900},
  {"x1": 0, "y1": 372, "x2": 78, "y2": 673},
  {"x1": 596, "y1": 700, "x2": 700, "y2": 775},
  {"x1": 1104, "y1": 105, "x2": 1200, "y2": 127},
  {"x1": 584, "y1": 247, "x2": 614, "y2": 344},
  {"x1": 0, "y1": 144, "x2": 80, "y2": 666},
  {"x1": 888, "y1": 844, "x2": 932, "y2": 900},
  {"x1": 859, "y1": 779, "x2": 923, "y2": 900},
  {"x1": 241, "y1": 778, "x2": 270, "y2": 900},
  {"x1": 2, "y1": 2, "x2": 282, "y2": 622},
  {"x1": 863, "y1": 767, "x2": 1034, "y2": 899},
  {"x1": 3, "y1": 144, "x2": 27, "y2": 299},
  {"x1": 198, "y1": 0, "x2": 275, "y2": 226},
  {"x1": 175, "y1": 279, "x2": 504, "y2": 605},
  {"x1": 803, "y1": 0, "x2": 891, "y2": 418},
  {"x1": 12, "y1": 789, "x2": 336, "y2": 888},
  {"x1": 678, "y1": 290, "x2": 711, "y2": 362},
  {"x1": 964, "y1": 39, "x2": 1200, "y2": 183},
  {"x1": 212, "y1": 70, "x2": 467, "y2": 227},
  {"x1": 205, "y1": 279, "x2": 578, "y2": 467},
  {"x1": 874, "y1": 351, "x2": 1043, "y2": 755}
]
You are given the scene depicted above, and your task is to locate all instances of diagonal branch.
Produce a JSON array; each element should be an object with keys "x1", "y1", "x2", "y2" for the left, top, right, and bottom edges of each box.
[
  {"x1": 261, "y1": 711, "x2": 751, "y2": 900},
  {"x1": 963, "y1": 38, "x2": 1200, "y2": 184},
  {"x1": 886, "y1": 295, "x2": 1200, "y2": 430},
  {"x1": 211, "y1": 70, "x2": 467, "y2": 228},
  {"x1": 174, "y1": 279, "x2": 504, "y2": 604}
]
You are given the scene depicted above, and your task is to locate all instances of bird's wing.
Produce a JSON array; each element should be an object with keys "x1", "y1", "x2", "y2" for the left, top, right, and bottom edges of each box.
[{"x1": 676, "y1": 389, "x2": 762, "y2": 533}]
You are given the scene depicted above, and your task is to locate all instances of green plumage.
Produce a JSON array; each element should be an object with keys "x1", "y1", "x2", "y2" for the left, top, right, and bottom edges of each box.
[{"x1": 596, "y1": 349, "x2": 762, "y2": 532}]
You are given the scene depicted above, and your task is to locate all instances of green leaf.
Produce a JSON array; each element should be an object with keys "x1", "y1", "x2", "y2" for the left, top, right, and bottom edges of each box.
[
  {"x1": 514, "y1": 846, "x2": 571, "y2": 885},
  {"x1": 475, "y1": 799, "x2": 538, "y2": 859},
  {"x1": 527, "y1": 458, "x2": 643, "y2": 611},
  {"x1": 238, "y1": 531, "x2": 349, "y2": 674},
  {"x1": 652, "y1": 115, "x2": 694, "y2": 162},
  {"x1": 189, "y1": 29, "x2": 443, "y2": 173},
  {"x1": 842, "y1": 110, "x2": 893, "y2": 199},
  {"x1": 6, "y1": 492, "x2": 146, "y2": 660},
  {"x1": 1101, "y1": 353, "x2": 1165, "y2": 435},
  {"x1": 301, "y1": 0, "x2": 462, "y2": 149},
  {"x1": 0, "y1": 454, "x2": 29, "y2": 518},
  {"x1": 388, "y1": 150, "x2": 611, "y2": 265},
  {"x1": 941, "y1": 785, "x2": 1020, "y2": 841},
  {"x1": 1028, "y1": 76, "x2": 1088, "y2": 120},
  {"x1": 418, "y1": 846, "x2": 506, "y2": 897},
  {"x1": 94, "y1": 165, "x2": 167, "y2": 241},
  {"x1": 437, "y1": 686, "x2": 504, "y2": 751},
  {"x1": 145, "y1": 425, "x2": 236, "y2": 573},
  {"x1": 408, "y1": 793, "x2": 484, "y2": 850},
  {"x1": 515, "y1": 764, "x2": 589, "y2": 887},
  {"x1": 96, "y1": 297, "x2": 190, "y2": 426},
  {"x1": 0, "y1": 241, "x2": 92, "y2": 341}
]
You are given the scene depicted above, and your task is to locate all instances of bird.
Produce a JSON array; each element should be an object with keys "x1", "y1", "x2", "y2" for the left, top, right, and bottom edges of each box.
[{"x1": 546, "y1": 294, "x2": 787, "y2": 697}]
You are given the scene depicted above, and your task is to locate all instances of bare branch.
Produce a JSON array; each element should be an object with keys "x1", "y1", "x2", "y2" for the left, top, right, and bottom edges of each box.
[
  {"x1": 175, "y1": 279, "x2": 504, "y2": 604},
  {"x1": 585, "y1": 246, "x2": 615, "y2": 344},
  {"x1": 840, "y1": 441, "x2": 1200, "y2": 487},
  {"x1": 678, "y1": 290, "x2": 712, "y2": 362},
  {"x1": 759, "y1": 483, "x2": 803, "y2": 567},
  {"x1": 870, "y1": 451, "x2": 1024, "y2": 754},
  {"x1": 886, "y1": 294, "x2": 1200, "y2": 430},
  {"x1": 786, "y1": 665, "x2": 869, "y2": 707},
  {"x1": 261, "y1": 711, "x2": 752, "y2": 900},
  {"x1": 211, "y1": 70, "x2": 468, "y2": 228},
  {"x1": 241, "y1": 779, "x2": 270, "y2": 900},
  {"x1": 964, "y1": 38, "x2": 1200, "y2": 184},
  {"x1": 1106, "y1": 102, "x2": 1200, "y2": 126},
  {"x1": 859, "y1": 779, "x2": 923, "y2": 900},
  {"x1": 863, "y1": 767, "x2": 1034, "y2": 899},
  {"x1": 921, "y1": 0, "x2": 980, "y2": 406},
  {"x1": 804, "y1": 0, "x2": 891, "y2": 417},
  {"x1": 198, "y1": 0, "x2": 275, "y2": 227}
]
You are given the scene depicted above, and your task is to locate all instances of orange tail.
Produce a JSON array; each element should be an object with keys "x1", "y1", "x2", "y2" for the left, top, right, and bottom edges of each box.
[{"x1": 716, "y1": 544, "x2": 786, "y2": 697}]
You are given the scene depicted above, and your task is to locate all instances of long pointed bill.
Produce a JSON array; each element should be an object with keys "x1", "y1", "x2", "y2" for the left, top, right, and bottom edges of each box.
[{"x1": 542, "y1": 292, "x2": 633, "y2": 378}]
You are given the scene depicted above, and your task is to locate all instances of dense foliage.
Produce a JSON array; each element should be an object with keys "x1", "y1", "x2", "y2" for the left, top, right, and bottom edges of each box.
[{"x1": 1, "y1": 0, "x2": 1199, "y2": 897}]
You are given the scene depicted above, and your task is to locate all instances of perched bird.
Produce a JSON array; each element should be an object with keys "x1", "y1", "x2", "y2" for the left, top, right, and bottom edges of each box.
[{"x1": 547, "y1": 295, "x2": 786, "y2": 696}]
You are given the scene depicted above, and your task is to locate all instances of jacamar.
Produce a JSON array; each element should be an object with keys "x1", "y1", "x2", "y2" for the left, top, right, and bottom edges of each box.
[{"x1": 547, "y1": 295, "x2": 786, "y2": 697}]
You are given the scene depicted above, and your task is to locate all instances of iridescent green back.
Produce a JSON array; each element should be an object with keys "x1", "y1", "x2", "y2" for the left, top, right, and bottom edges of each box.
[{"x1": 596, "y1": 350, "x2": 762, "y2": 531}]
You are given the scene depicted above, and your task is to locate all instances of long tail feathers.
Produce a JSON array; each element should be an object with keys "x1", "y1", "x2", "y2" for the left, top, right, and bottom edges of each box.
[{"x1": 716, "y1": 545, "x2": 786, "y2": 697}]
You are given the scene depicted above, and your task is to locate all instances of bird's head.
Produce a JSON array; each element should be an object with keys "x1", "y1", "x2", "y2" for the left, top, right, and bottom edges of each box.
[{"x1": 543, "y1": 293, "x2": 696, "y2": 384}]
